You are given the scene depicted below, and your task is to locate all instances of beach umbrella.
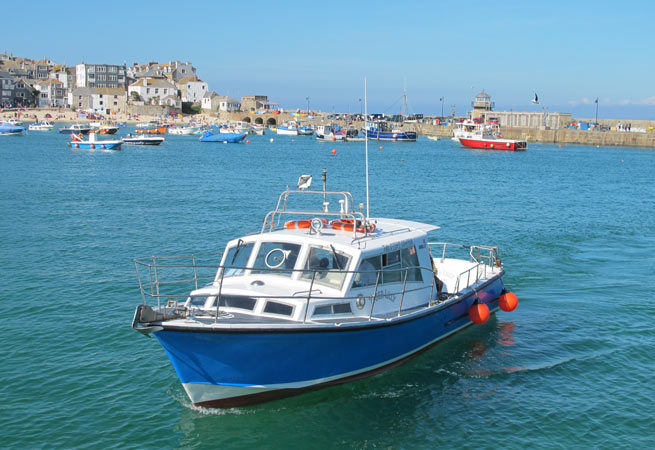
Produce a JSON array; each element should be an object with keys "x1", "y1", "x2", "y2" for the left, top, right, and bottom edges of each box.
[{"x1": 45, "y1": 113, "x2": 52, "y2": 118}]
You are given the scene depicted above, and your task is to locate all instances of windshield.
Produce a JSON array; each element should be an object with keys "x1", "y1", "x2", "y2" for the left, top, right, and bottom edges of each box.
[
  {"x1": 251, "y1": 242, "x2": 301, "y2": 277},
  {"x1": 222, "y1": 241, "x2": 254, "y2": 277},
  {"x1": 300, "y1": 245, "x2": 352, "y2": 289}
]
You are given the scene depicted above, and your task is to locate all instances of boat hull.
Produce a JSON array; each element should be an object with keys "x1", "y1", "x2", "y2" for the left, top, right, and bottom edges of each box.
[
  {"x1": 59, "y1": 128, "x2": 91, "y2": 134},
  {"x1": 122, "y1": 137, "x2": 164, "y2": 145},
  {"x1": 365, "y1": 130, "x2": 417, "y2": 141},
  {"x1": 136, "y1": 127, "x2": 167, "y2": 134},
  {"x1": 68, "y1": 141, "x2": 122, "y2": 150},
  {"x1": 153, "y1": 276, "x2": 503, "y2": 408},
  {"x1": 276, "y1": 127, "x2": 298, "y2": 135},
  {"x1": 459, "y1": 137, "x2": 527, "y2": 151}
]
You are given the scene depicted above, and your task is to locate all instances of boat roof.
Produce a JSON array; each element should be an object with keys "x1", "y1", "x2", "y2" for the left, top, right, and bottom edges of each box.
[{"x1": 227, "y1": 187, "x2": 439, "y2": 253}]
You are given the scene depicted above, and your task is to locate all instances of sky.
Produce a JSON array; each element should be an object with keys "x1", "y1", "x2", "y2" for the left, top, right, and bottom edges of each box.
[{"x1": 3, "y1": 0, "x2": 654, "y2": 119}]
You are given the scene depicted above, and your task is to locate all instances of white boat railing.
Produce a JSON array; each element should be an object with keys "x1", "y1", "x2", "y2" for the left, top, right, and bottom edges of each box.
[
  {"x1": 428, "y1": 242, "x2": 501, "y2": 294},
  {"x1": 134, "y1": 253, "x2": 441, "y2": 323}
]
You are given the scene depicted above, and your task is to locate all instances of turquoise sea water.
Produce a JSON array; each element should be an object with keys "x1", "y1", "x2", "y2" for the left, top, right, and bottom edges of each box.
[{"x1": 1, "y1": 127, "x2": 654, "y2": 449}]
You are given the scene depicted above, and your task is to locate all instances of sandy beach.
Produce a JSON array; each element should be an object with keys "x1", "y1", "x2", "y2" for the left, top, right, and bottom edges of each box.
[{"x1": 0, "y1": 107, "x2": 218, "y2": 126}]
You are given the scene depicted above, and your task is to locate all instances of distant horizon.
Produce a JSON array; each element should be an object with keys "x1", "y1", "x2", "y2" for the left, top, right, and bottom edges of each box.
[{"x1": 4, "y1": 0, "x2": 654, "y2": 121}]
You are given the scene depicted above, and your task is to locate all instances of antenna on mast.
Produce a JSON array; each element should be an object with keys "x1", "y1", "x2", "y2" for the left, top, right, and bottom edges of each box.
[{"x1": 365, "y1": 77, "x2": 370, "y2": 219}]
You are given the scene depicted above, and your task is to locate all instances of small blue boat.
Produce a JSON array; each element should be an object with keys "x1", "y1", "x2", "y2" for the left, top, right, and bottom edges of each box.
[
  {"x1": 199, "y1": 130, "x2": 247, "y2": 143},
  {"x1": 67, "y1": 132, "x2": 122, "y2": 150},
  {"x1": 132, "y1": 174, "x2": 518, "y2": 408},
  {"x1": 0, "y1": 123, "x2": 25, "y2": 136},
  {"x1": 365, "y1": 121, "x2": 417, "y2": 141}
]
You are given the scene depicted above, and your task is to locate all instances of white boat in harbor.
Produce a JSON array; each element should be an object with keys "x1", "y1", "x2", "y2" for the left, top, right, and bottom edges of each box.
[
  {"x1": 28, "y1": 121, "x2": 55, "y2": 131},
  {"x1": 58, "y1": 123, "x2": 92, "y2": 134},
  {"x1": 168, "y1": 124, "x2": 202, "y2": 135},
  {"x1": 122, "y1": 134, "x2": 165, "y2": 145}
]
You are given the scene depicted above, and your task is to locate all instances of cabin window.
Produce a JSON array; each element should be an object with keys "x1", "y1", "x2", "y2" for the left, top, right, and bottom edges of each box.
[
  {"x1": 218, "y1": 295, "x2": 256, "y2": 311},
  {"x1": 313, "y1": 302, "x2": 352, "y2": 316},
  {"x1": 352, "y1": 244, "x2": 423, "y2": 288},
  {"x1": 187, "y1": 295, "x2": 211, "y2": 307},
  {"x1": 401, "y1": 246, "x2": 423, "y2": 282},
  {"x1": 222, "y1": 241, "x2": 254, "y2": 277},
  {"x1": 300, "y1": 246, "x2": 352, "y2": 289},
  {"x1": 251, "y1": 242, "x2": 301, "y2": 277},
  {"x1": 263, "y1": 301, "x2": 293, "y2": 316}
]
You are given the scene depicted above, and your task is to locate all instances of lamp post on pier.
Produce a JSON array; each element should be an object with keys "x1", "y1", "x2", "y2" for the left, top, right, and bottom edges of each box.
[
  {"x1": 440, "y1": 97, "x2": 444, "y2": 118},
  {"x1": 594, "y1": 97, "x2": 599, "y2": 126},
  {"x1": 306, "y1": 96, "x2": 310, "y2": 115}
]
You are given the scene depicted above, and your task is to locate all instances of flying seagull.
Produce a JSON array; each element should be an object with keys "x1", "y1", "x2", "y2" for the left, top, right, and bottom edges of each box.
[{"x1": 531, "y1": 92, "x2": 539, "y2": 104}]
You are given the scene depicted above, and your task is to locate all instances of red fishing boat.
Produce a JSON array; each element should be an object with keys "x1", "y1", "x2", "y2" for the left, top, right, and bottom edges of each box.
[{"x1": 458, "y1": 123, "x2": 527, "y2": 151}]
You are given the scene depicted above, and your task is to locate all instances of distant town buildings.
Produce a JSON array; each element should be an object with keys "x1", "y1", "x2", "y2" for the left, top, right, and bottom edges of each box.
[{"x1": 0, "y1": 51, "x2": 274, "y2": 114}]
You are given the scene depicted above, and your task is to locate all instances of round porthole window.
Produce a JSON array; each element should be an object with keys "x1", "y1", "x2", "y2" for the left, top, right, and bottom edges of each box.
[{"x1": 356, "y1": 294, "x2": 366, "y2": 310}]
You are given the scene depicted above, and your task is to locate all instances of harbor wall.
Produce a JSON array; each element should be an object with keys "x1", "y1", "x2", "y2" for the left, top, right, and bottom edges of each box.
[{"x1": 214, "y1": 111, "x2": 655, "y2": 148}]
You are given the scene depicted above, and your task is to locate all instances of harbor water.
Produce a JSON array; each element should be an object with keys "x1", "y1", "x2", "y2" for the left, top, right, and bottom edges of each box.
[{"x1": 1, "y1": 129, "x2": 654, "y2": 449}]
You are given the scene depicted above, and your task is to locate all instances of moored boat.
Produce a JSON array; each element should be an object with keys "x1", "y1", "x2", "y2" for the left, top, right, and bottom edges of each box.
[
  {"x1": 68, "y1": 131, "x2": 122, "y2": 150},
  {"x1": 59, "y1": 123, "x2": 92, "y2": 134},
  {"x1": 121, "y1": 134, "x2": 165, "y2": 145},
  {"x1": 458, "y1": 123, "x2": 527, "y2": 151},
  {"x1": 131, "y1": 172, "x2": 518, "y2": 408},
  {"x1": 365, "y1": 121, "x2": 417, "y2": 141},
  {"x1": 168, "y1": 124, "x2": 203, "y2": 135},
  {"x1": 136, "y1": 125, "x2": 168, "y2": 134},
  {"x1": 0, "y1": 122, "x2": 26, "y2": 135},
  {"x1": 198, "y1": 130, "x2": 246, "y2": 143},
  {"x1": 28, "y1": 121, "x2": 54, "y2": 131},
  {"x1": 315, "y1": 125, "x2": 347, "y2": 141}
]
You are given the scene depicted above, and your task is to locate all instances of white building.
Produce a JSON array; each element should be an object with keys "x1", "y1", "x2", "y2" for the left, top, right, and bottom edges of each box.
[
  {"x1": 217, "y1": 95, "x2": 240, "y2": 112},
  {"x1": 128, "y1": 77, "x2": 180, "y2": 106},
  {"x1": 35, "y1": 79, "x2": 66, "y2": 107},
  {"x1": 178, "y1": 76, "x2": 208, "y2": 103}
]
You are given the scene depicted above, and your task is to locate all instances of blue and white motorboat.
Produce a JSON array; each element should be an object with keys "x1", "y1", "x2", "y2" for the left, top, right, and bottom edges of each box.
[
  {"x1": 131, "y1": 172, "x2": 518, "y2": 408},
  {"x1": 365, "y1": 121, "x2": 417, "y2": 141},
  {"x1": 68, "y1": 131, "x2": 122, "y2": 150},
  {"x1": 28, "y1": 121, "x2": 55, "y2": 131},
  {"x1": 59, "y1": 123, "x2": 92, "y2": 134},
  {"x1": 0, "y1": 122, "x2": 26, "y2": 135},
  {"x1": 121, "y1": 134, "x2": 165, "y2": 145},
  {"x1": 199, "y1": 130, "x2": 246, "y2": 143}
]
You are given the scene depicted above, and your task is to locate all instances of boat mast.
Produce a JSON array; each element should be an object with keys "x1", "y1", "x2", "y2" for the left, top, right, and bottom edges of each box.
[{"x1": 365, "y1": 77, "x2": 370, "y2": 219}]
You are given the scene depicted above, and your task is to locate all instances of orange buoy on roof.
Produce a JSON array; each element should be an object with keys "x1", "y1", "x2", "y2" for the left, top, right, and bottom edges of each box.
[
  {"x1": 469, "y1": 302, "x2": 490, "y2": 324},
  {"x1": 498, "y1": 291, "x2": 518, "y2": 312},
  {"x1": 285, "y1": 219, "x2": 312, "y2": 229},
  {"x1": 284, "y1": 218, "x2": 328, "y2": 230},
  {"x1": 331, "y1": 219, "x2": 375, "y2": 233}
]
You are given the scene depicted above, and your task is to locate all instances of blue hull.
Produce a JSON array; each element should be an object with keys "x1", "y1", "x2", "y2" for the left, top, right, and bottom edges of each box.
[
  {"x1": 154, "y1": 276, "x2": 503, "y2": 407},
  {"x1": 199, "y1": 132, "x2": 246, "y2": 143},
  {"x1": 365, "y1": 130, "x2": 417, "y2": 141},
  {"x1": 69, "y1": 142, "x2": 122, "y2": 150}
]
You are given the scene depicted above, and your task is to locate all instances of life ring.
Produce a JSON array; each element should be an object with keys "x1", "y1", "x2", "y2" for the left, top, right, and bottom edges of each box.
[
  {"x1": 331, "y1": 219, "x2": 376, "y2": 233},
  {"x1": 506, "y1": 142, "x2": 510, "y2": 147},
  {"x1": 90, "y1": 144, "x2": 95, "y2": 149},
  {"x1": 284, "y1": 218, "x2": 327, "y2": 229},
  {"x1": 490, "y1": 144, "x2": 494, "y2": 148}
]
